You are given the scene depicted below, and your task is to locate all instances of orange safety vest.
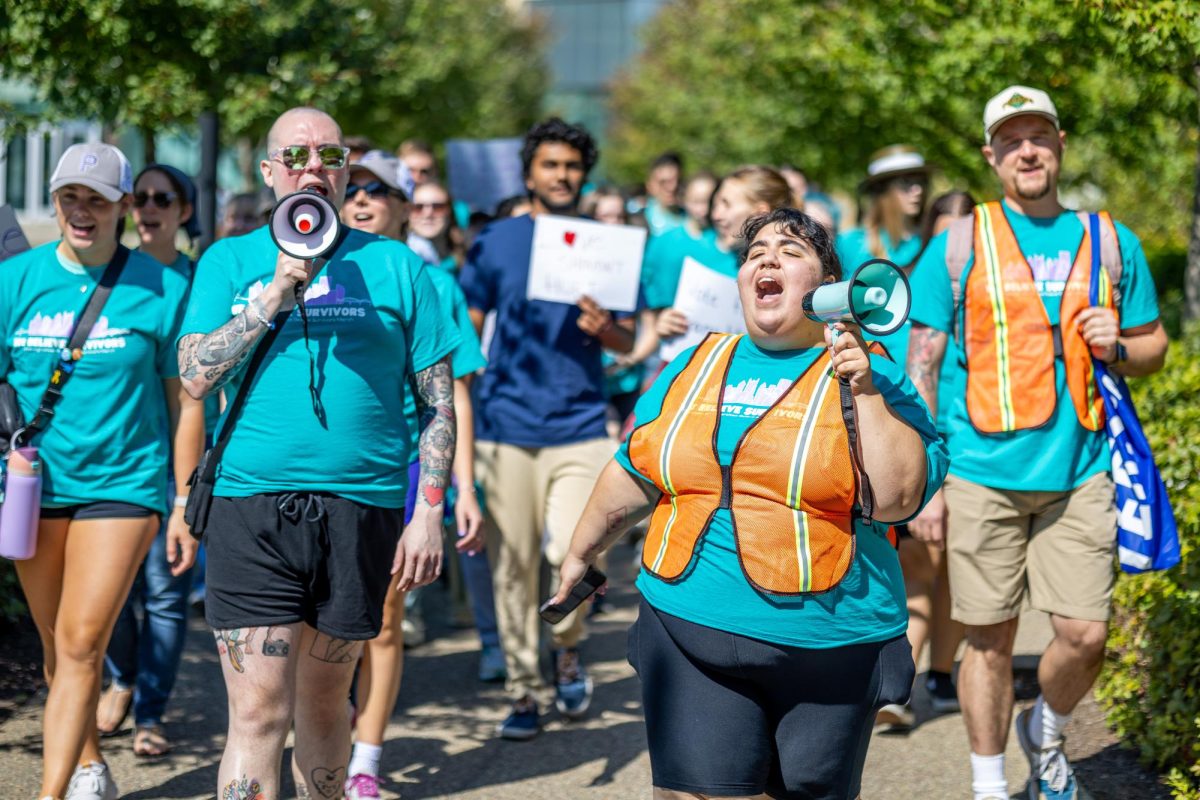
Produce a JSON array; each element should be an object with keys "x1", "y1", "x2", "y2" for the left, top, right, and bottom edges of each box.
[
  {"x1": 962, "y1": 201, "x2": 1117, "y2": 434},
  {"x1": 628, "y1": 333, "x2": 864, "y2": 596}
]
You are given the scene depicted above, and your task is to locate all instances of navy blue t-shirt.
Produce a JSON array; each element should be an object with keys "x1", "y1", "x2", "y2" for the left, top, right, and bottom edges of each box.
[{"x1": 461, "y1": 214, "x2": 630, "y2": 447}]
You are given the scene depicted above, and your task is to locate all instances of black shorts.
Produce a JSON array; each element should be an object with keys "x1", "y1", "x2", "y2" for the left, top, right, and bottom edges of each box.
[
  {"x1": 628, "y1": 600, "x2": 913, "y2": 800},
  {"x1": 203, "y1": 493, "x2": 403, "y2": 640},
  {"x1": 41, "y1": 501, "x2": 157, "y2": 521}
]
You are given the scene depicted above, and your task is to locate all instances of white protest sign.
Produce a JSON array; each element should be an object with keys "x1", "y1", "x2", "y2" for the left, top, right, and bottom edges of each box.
[
  {"x1": 526, "y1": 215, "x2": 646, "y2": 313},
  {"x1": 0, "y1": 205, "x2": 32, "y2": 263},
  {"x1": 660, "y1": 256, "x2": 746, "y2": 361}
]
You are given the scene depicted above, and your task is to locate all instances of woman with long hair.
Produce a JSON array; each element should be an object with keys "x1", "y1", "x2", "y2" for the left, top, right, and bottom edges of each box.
[
  {"x1": 1, "y1": 143, "x2": 197, "y2": 799},
  {"x1": 876, "y1": 189, "x2": 977, "y2": 733}
]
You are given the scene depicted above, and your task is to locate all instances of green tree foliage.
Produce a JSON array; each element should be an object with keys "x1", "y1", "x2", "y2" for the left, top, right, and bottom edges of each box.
[
  {"x1": 609, "y1": 0, "x2": 1195, "y2": 253},
  {"x1": 1097, "y1": 323, "x2": 1200, "y2": 799},
  {"x1": 0, "y1": 0, "x2": 546, "y2": 145}
]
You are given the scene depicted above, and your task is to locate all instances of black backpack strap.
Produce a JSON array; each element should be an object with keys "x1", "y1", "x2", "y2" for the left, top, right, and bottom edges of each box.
[
  {"x1": 199, "y1": 308, "x2": 290, "y2": 483},
  {"x1": 17, "y1": 245, "x2": 131, "y2": 444},
  {"x1": 838, "y1": 378, "x2": 875, "y2": 524}
]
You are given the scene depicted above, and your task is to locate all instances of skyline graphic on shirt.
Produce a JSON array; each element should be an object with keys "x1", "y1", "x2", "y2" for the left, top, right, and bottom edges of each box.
[
  {"x1": 724, "y1": 377, "x2": 791, "y2": 409},
  {"x1": 18, "y1": 312, "x2": 129, "y2": 339}
]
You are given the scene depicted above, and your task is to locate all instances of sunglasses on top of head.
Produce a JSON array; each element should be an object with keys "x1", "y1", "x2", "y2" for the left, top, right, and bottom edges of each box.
[
  {"x1": 134, "y1": 191, "x2": 178, "y2": 209},
  {"x1": 269, "y1": 144, "x2": 350, "y2": 170},
  {"x1": 346, "y1": 180, "x2": 397, "y2": 200}
]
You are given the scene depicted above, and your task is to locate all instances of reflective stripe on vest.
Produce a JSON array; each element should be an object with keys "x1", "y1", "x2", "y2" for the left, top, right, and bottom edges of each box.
[
  {"x1": 963, "y1": 201, "x2": 1116, "y2": 434},
  {"x1": 628, "y1": 333, "x2": 858, "y2": 596}
]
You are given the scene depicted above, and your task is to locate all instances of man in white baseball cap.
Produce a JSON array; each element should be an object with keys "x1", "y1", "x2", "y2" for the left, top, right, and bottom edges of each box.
[
  {"x1": 905, "y1": 85, "x2": 1168, "y2": 800},
  {"x1": 49, "y1": 142, "x2": 134, "y2": 202}
]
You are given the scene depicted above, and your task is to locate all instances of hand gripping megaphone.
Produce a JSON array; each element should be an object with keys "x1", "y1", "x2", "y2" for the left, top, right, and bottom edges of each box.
[
  {"x1": 802, "y1": 258, "x2": 911, "y2": 338},
  {"x1": 269, "y1": 189, "x2": 344, "y2": 262}
]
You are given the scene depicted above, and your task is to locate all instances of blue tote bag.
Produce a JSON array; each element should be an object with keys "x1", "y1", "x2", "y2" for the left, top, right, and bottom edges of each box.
[{"x1": 1087, "y1": 213, "x2": 1181, "y2": 573}]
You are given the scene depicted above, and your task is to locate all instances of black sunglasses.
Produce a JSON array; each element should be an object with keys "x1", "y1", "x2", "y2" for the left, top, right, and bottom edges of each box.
[
  {"x1": 346, "y1": 180, "x2": 395, "y2": 199},
  {"x1": 134, "y1": 191, "x2": 178, "y2": 209}
]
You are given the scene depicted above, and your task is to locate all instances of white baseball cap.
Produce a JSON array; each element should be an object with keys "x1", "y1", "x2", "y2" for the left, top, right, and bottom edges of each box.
[
  {"x1": 49, "y1": 143, "x2": 134, "y2": 202},
  {"x1": 984, "y1": 85, "x2": 1059, "y2": 143},
  {"x1": 349, "y1": 150, "x2": 414, "y2": 200}
]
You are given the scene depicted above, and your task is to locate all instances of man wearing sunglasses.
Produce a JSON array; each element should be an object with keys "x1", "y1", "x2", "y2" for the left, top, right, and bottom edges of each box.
[{"x1": 177, "y1": 107, "x2": 459, "y2": 800}]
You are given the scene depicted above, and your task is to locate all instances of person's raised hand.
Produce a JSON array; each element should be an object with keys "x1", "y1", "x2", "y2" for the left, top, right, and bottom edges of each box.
[
  {"x1": 826, "y1": 322, "x2": 876, "y2": 395},
  {"x1": 268, "y1": 252, "x2": 318, "y2": 300},
  {"x1": 576, "y1": 295, "x2": 614, "y2": 337},
  {"x1": 1076, "y1": 307, "x2": 1120, "y2": 362},
  {"x1": 654, "y1": 307, "x2": 690, "y2": 339}
]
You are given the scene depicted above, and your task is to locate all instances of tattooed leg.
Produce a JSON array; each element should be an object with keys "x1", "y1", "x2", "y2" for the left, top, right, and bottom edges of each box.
[
  {"x1": 294, "y1": 625, "x2": 361, "y2": 800},
  {"x1": 215, "y1": 623, "x2": 300, "y2": 800}
]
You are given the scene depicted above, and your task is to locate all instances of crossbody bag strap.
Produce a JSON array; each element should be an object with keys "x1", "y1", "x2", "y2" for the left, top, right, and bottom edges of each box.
[
  {"x1": 838, "y1": 377, "x2": 875, "y2": 524},
  {"x1": 18, "y1": 245, "x2": 132, "y2": 443},
  {"x1": 200, "y1": 307, "x2": 291, "y2": 482}
]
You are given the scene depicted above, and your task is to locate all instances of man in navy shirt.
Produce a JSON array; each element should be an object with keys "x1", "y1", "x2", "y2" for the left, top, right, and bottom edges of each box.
[{"x1": 460, "y1": 118, "x2": 635, "y2": 739}]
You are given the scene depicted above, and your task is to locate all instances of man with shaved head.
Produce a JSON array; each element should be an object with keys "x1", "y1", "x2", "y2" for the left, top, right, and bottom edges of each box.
[{"x1": 178, "y1": 107, "x2": 459, "y2": 800}]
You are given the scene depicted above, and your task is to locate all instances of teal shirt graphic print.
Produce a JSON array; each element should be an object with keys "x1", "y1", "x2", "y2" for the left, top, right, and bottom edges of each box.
[
  {"x1": 180, "y1": 227, "x2": 458, "y2": 508},
  {"x1": 0, "y1": 243, "x2": 191, "y2": 512}
]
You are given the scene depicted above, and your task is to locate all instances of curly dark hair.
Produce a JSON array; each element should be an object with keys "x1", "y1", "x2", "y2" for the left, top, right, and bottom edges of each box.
[
  {"x1": 520, "y1": 117, "x2": 599, "y2": 178},
  {"x1": 737, "y1": 207, "x2": 843, "y2": 282}
]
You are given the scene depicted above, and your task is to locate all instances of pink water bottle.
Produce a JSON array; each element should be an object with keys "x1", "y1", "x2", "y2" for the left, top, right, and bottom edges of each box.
[{"x1": 0, "y1": 446, "x2": 41, "y2": 560}]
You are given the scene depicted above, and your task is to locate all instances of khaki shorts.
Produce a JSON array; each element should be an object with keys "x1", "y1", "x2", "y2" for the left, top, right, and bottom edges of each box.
[{"x1": 944, "y1": 472, "x2": 1116, "y2": 626}]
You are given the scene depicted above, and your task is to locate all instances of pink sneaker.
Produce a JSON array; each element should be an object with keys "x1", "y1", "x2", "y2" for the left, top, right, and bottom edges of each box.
[{"x1": 344, "y1": 773, "x2": 382, "y2": 799}]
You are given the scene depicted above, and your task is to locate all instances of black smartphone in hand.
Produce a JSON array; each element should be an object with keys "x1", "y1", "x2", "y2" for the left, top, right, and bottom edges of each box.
[{"x1": 539, "y1": 566, "x2": 607, "y2": 625}]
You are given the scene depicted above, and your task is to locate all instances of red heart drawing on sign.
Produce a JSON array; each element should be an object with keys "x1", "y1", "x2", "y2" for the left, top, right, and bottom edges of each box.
[{"x1": 564, "y1": 231, "x2": 576, "y2": 246}]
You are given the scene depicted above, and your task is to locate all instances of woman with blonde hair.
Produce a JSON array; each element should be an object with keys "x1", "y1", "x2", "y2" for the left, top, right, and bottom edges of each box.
[{"x1": 651, "y1": 165, "x2": 795, "y2": 355}]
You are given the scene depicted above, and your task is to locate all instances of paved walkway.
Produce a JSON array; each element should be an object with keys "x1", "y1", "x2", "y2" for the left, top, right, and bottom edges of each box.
[{"x1": 0, "y1": 542, "x2": 1138, "y2": 799}]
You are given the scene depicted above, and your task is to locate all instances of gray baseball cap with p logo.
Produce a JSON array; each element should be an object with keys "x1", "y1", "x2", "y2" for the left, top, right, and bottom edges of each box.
[{"x1": 49, "y1": 143, "x2": 134, "y2": 202}]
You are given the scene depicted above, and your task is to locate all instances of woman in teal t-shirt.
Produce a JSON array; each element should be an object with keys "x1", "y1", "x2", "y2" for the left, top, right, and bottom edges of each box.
[
  {"x1": 0, "y1": 144, "x2": 193, "y2": 800},
  {"x1": 339, "y1": 155, "x2": 489, "y2": 797},
  {"x1": 552, "y1": 208, "x2": 948, "y2": 799},
  {"x1": 97, "y1": 163, "x2": 208, "y2": 759}
]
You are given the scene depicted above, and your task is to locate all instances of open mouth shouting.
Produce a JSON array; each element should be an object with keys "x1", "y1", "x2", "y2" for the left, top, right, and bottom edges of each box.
[{"x1": 755, "y1": 272, "x2": 784, "y2": 305}]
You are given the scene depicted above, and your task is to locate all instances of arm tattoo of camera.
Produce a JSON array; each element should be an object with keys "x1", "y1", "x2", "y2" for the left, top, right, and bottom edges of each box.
[
  {"x1": 413, "y1": 357, "x2": 455, "y2": 509},
  {"x1": 178, "y1": 298, "x2": 272, "y2": 395},
  {"x1": 906, "y1": 324, "x2": 946, "y2": 419}
]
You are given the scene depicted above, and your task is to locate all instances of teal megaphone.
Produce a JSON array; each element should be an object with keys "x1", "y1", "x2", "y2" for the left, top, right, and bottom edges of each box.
[{"x1": 802, "y1": 258, "x2": 911, "y2": 337}]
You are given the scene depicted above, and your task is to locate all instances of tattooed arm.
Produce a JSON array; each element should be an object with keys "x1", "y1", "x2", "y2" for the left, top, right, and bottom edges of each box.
[
  {"x1": 178, "y1": 252, "x2": 315, "y2": 400},
  {"x1": 905, "y1": 322, "x2": 949, "y2": 548},
  {"x1": 393, "y1": 356, "x2": 455, "y2": 592},
  {"x1": 550, "y1": 458, "x2": 662, "y2": 606}
]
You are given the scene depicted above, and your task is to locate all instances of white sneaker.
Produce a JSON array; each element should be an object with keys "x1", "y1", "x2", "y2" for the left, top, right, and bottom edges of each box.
[
  {"x1": 65, "y1": 761, "x2": 118, "y2": 800},
  {"x1": 874, "y1": 702, "x2": 915, "y2": 732}
]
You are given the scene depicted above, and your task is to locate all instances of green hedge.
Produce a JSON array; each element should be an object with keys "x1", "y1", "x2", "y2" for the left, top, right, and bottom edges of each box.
[{"x1": 1097, "y1": 323, "x2": 1200, "y2": 799}]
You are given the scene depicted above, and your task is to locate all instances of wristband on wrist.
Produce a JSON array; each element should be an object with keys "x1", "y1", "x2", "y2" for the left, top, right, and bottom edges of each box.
[
  {"x1": 173, "y1": 495, "x2": 189, "y2": 508},
  {"x1": 1107, "y1": 341, "x2": 1128, "y2": 366},
  {"x1": 248, "y1": 298, "x2": 273, "y2": 329}
]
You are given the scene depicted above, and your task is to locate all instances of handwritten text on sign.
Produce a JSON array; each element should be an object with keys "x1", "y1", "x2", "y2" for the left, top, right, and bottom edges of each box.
[
  {"x1": 526, "y1": 215, "x2": 646, "y2": 313},
  {"x1": 660, "y1": 257, "x2": 746, "y2": 361}
]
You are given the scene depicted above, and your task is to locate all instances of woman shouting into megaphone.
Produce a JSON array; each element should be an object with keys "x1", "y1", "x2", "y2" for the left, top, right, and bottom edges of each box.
[{"x1": 551, "y1": 207, "x2": 949, "y2": 800}]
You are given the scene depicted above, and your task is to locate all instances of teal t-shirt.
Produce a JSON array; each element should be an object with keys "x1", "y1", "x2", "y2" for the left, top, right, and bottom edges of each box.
[
  {"x1": 644, "y1": 198, "x2": 686, "y2": 238},
  {"x1": 615, "y1": 338, "x2": 949, "y2": 648},
  {"x1": 0, "y1": 242, "x2": 191, "y2": 512},
  {"x1": 401, "y1": 263, "x2": 487, "y2": 458},
  {"x1": 643, "y1": 227, "x2": 736, "y2": 310},
  {"x1": 908, "y1": 200, "x2": 1160, "y2": 492},
  {"x1": 180, "y1": 226, "x2": 459, "y2": 507}
]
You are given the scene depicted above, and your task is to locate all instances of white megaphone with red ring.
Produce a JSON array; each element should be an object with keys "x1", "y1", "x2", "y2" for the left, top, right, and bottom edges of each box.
[{"x1": 269, "y1": 188, "x2": 344, "y2": 261}]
